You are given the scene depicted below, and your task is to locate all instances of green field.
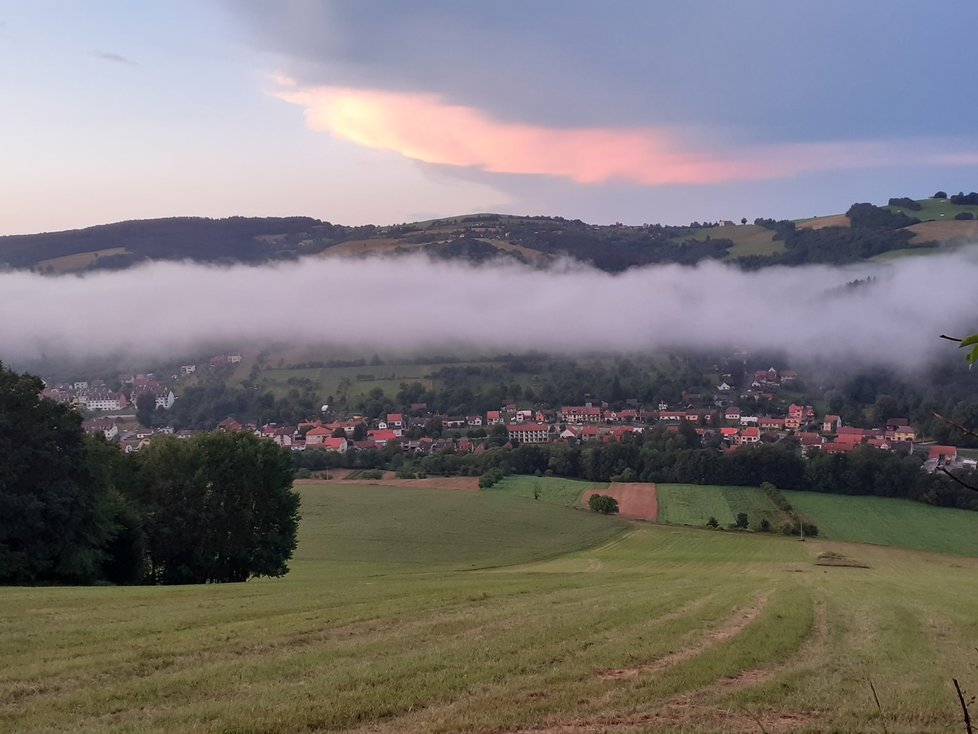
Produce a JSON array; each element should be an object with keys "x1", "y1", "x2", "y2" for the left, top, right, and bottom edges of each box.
[
  {"x1": 656, "y1": 483, "x2": 789, "y2": 528},
  {"x1": 485, "y1": 475, "x2": 608, "y2": 507},
  {"x1": 883, "y1": 197, "x2": 978, "y2": 222},
  {"x1": 4, "y1": 482, "x2": 978, "y2": 733},
  {"x1": 656, "y1": 483, "x2": 978, "y2": 558},
  {"x1": 783, "y1": 490, "x2": 978, "y2": 557}
]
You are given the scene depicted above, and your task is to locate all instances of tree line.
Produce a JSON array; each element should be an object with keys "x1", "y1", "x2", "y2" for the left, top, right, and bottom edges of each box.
[{"x1": 1, "y1": 364, "x2": 300, "y2": 585}]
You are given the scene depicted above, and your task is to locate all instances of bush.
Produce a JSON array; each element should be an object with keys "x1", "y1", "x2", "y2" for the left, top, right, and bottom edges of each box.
[
  {"x1": 759, "y1": 518, "x2": 772, "y2": 532},
  {"x1": 735, "y1": 512, "x2": 749, "y2": 529},
  {"x1": 887, "y1": 197, "x2": 922, "y2": 211},
  {"x1": 954, "y1": 212, "x2": 975, "y2": 220},
  {"x1": 360, "y1": 469, "x2": 383, "y2": 480},
  {"x1": 706, "y1": 516, "x2": 719, "y2": 528},
  {"x1": 479, "y1": 468, "x2": 506, "y2": 489},
  {"x1": 933, "y1": 191, "x2": 948, "y2": 199},
  {"x1": 587, "y1": 494, "x2": 620, "y2": 514},
  {"x1": 294, "y1": 468, "x2": 312, "y2": 479}
]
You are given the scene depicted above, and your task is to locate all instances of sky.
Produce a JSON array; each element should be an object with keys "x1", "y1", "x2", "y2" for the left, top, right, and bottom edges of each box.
[{"x1": 2, "y1": 1, "x2": 978, "y2": 234}]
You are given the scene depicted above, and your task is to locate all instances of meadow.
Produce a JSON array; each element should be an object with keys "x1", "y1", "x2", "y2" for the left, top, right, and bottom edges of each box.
[{"x1": 3, "y1": 481, "x2": 978, "y2": 733}]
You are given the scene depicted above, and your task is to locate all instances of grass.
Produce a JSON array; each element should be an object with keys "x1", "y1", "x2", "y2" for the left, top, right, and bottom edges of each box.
[
  {"x1": 884, "y1": 197, "x2": 978, "y2": 222},
  {"x1": 485, "y1": 474, "x2": 608, "y2": 507},
  {"x1": 35, "y1": 247, "x2": 130, "y2": 272},
  {"x1": 782, "y1": 489, "x2": 978, "y2": 557},
  {"x1": 4, "y1": 482, "x2": 978, "y2": 733},
  {"x1": 656, "y1": 483, "x2": 788, "y2": 528}
]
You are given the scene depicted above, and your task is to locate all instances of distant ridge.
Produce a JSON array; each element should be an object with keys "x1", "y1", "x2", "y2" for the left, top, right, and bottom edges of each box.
[{"x1": 4, "y1": 195, "x2": 977, "y2": 274}]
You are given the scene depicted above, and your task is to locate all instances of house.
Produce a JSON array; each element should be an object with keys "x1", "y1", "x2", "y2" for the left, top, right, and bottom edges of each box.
[
  {"x1": 783, "y1": 416, "x2": 801, "y2": 430},
  {"x1": 305, "y1": 426, "x2": 332, "y2": 445},
  {"x1": 367, "y1": 429, "x2": 399, "y2": 446},
  {"x1": 658, "y1": 410, "x2": 686, "y2": 422},
  {"x1": 928, "y1": 445, "x2": 958, "y2": 463},
  {"x1": 82, "y1": 418, "x2": 118, "y2": 441},
  {"x1": 886, "y1": 426, "x2": 917, "y2": 442},
  {"x1": 737, "y1": 427, "x2": 761, "y2": 444},
  {"x1": 822, "y1": 415, "x2": 841, "y2": 433},
  {"x1": 758, "y1": 417, "x2": 785, "y2": 430},
  {"x1": 217, "y1": 417, "x2": 244, "y2": 432},
  {"x1": 322, "y1": 437, "x2": 348, "y2": 452},
  {"x1": 725, "y1": 407, "x2": 742, "y2": 422},
  {"x1": 739, "y1": 415, "x2": 759, "y2": 426},
  {"x1": 716, "y1": 382, "x2": 732, "y2": 392},
  {"x1": 180, "y1": 364, "x2": 196, "y2": 375},
  {"x1": 386, "y1": 413, "x2": 404, "y2": 429},
  {"x1": 507, "y1": 424, "x2": 552, "y2": 444},
  {"x1": 466, "y1": 415, "x2": 483, "y2": 427},
  {"x1": 486, "y1": 410, "x2": 502, "y2": 425},
  {"x1": 560, "y1": 406, "x2": 602, "y2": 423},
  {"x1": 822, "y1": 441, "x2": 855, "y2": 455}
]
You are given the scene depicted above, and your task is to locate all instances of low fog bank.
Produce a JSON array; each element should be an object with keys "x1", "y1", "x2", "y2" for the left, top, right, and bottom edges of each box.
[{"x1": 2, "y1": 252, "x2": 976, "y2": 369}]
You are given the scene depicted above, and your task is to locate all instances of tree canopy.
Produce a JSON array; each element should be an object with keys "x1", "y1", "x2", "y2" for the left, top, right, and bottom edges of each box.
[{"x1": 0, "y1": 363, "x2": 300, "y2": 585}]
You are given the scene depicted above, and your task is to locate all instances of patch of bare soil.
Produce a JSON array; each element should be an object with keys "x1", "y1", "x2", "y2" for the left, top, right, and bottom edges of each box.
[
  {"x1": 596, "y1": 596, "x2": 769, "y2": 681},
  {"x1": 581, "y1": 483, "x2": 658, "y2": 521},
  {"x1": 815, "y1": 551, "x2": 870, "y2": 568}
]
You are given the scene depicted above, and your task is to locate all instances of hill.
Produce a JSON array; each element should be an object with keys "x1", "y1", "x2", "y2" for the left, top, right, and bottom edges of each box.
[
  {"x1": 3, "y1": 193, "x2": 978, "y2": 275},
  {"x1": 4, "y1": 481, "x2": 978, "y2": 732}
]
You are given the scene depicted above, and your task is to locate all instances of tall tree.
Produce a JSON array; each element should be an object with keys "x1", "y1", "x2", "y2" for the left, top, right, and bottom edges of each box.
[
  {"x1": 0, "y1": 363, "x2": 115, "y2": 583},
  {"x1": 132, "y1": 431, "x2": 300, "y2": 584}
]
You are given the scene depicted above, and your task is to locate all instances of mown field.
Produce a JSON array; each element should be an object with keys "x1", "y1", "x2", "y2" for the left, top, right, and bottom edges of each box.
[
  {"x1": 485, "y1": 475, "x2": 609, "y2": 507},
  {"x1": 4, "y1": 481, "x2": 978, "y2": 733},
  {"x1": 656, "y1": 483, "x2": 978, "y2": 558}
]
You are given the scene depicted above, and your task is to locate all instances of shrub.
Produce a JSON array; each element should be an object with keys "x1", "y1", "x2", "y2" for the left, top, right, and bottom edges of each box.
[
  {"x1": 735, "y1": 512, "x2": 749, "y2": 529},
  {"x1": 706, "y1": 516, "x2": 719, "y2": 528},
  {"x1": 759, "y1": 518, "x2": 772, "y2": 532},
  {"x1": 587, "y1": 494, "x2": 620, "y2": 514},
  {"x1": 294, "y1": 468, "x2": 312, "y2": 479},
  {"x1": 954, "y1": 212, "x2": 975, "y2": 220},
  {"x1": 933, "y1": 190, "x2": 948, "y2": 199}
]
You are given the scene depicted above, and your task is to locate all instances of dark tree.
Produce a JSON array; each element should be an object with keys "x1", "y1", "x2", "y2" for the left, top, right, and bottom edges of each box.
[
  {"x1": 132, "y1": 432, "x2": 300, "y2": 584},
  {"x1": 135, "y1": 391, "x2": 157, "y2": 428},
  {"x1": 933, "y1": 191, "x2": 948, "y2": 199},
  {"x1": 587, "y1": 494, "x2": 620, "y2": 514},
  {"x1": 0, "y1": 364, "x2": 115, "y2": 583}
]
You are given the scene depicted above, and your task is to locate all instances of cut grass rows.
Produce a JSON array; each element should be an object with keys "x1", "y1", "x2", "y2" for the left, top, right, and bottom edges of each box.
[{"x1": 3, "y1": 482, "x2": 978, "y2": 733}]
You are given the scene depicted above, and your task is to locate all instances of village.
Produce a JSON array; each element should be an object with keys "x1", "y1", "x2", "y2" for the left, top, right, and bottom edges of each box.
[{"x1": 40, "y1": 359, "x2": 976, "y2": 478}]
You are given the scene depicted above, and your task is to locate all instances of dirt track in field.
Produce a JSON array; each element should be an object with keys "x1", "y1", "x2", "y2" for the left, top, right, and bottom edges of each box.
[{"x1": 581, "y1": 483, "x2": 658, "y2": 521}]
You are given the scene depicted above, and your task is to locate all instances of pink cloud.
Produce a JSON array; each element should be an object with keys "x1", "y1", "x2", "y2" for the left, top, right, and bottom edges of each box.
[{"x1": 273, "y1": 83, "x2": 959, "y2": 185}]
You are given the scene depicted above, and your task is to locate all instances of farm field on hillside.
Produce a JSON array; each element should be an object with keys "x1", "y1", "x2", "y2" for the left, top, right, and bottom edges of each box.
[
  {"x1": 656, "y1": 483, "x2": 786, "y2": 528},
  {"x1": 782, "y1": 490, "x2": 978, "y2": 557},
  {"x1": 487, "y1": 475, "x2": 608, "y2": 507},
  {"x1": 4, "y1": 483, "x2": 978, "y2": 733}
]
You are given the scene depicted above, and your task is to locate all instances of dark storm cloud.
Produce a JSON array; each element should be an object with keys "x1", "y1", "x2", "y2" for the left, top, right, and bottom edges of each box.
[{"x1": 228, "y1": 0, "x2": 978, "y2": 142}]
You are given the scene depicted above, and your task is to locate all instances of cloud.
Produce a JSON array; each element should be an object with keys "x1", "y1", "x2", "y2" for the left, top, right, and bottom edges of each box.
[
  {"x1": 93, "y1": 50, "x2": 138, "y2": 66},
  {"x1": 273, "y1": 83, "x2": 975, "y2": 186},
  {"x1": 2, "y1": 251, "x2": 976, "y2": 369}
]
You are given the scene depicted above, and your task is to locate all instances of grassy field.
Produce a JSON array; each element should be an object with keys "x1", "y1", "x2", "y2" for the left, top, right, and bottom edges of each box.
[
  {"x1": 656, "y1": 483, "x2": 978, "y2": 558},
  {"x1": 883, "y1": 197, "x2": 978, "y2": 222},
  {"x1": 485, "y1": 474, "x2": 609, "y2": 507},
  {"x1": 35, "y1": 247, "x2": 130, "y2": 273},
  {"x1": 656, "y1": 483, "x2": 789, "y2": 529},
  {"x1": 783, "y1": 490, "x2": 978, "y2": 557},
  {"x1": 4, "y1": 482, "x2": 978, "y2": 733}
]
